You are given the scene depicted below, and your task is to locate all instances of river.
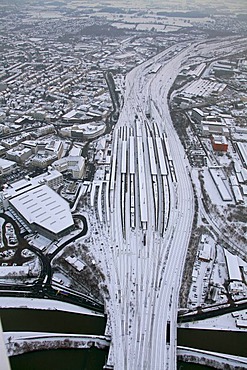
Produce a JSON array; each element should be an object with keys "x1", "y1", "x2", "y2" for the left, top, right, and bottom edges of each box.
[
  {"x1": 177, "y1": 328, "x2": 247, "y2": 357},
  {"x1": 0, "y1": 308, "x2": 106, "y2": 335},
  {"x1": 10, "y1": 348, "x2": 109, "y2": 370},
  {"x1": 1, "y1": 308, "x2": 246, "y2": 369}
]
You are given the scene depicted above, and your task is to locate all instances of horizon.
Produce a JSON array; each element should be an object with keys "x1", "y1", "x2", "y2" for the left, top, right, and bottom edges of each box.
[{"x1": 1, "y1": 0, "x2": 247, "y2": 14}]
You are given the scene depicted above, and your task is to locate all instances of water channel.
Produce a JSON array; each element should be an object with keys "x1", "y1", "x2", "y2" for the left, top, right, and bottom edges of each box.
[
  {"x1": 1, "y1": 308, "x2": 246, "y2": 369},
  {"x1": 10, "y1": 348, "x2": 109, "y2": 370},
  {"x1": 0, "y1": 308, "x2": 106, "y2": 335}
]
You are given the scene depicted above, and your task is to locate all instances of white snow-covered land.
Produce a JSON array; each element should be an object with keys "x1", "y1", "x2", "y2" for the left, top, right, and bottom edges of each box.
[
  {"x1": 0, "y1": 297, "x2": 103, "y2": 316},
  {"x1": 179, "y1": 309, "x2": 247, "y2": 332}
]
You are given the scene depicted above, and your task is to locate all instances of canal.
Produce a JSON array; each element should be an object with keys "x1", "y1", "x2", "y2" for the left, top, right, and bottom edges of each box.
[
  {"x1": 177, "y1": 328, "x2": 247, "y2": 358},
  {"x1": 1, "y1": 307, "x2": 108, "y2": 370},
  {"x1": 1, "y1": 308, "x2": 247, "y2": 369},
  {"x1": 10, "y1": 348, "x2": 109, "y2": 370},
  {"x1": 0, "y1": 308, "x2": 106, "y2": 335}
]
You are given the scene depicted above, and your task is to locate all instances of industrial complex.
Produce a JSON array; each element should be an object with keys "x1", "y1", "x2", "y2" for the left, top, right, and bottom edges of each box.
[{"x1": 0, "y1": 1, "x2": 247, "y2": 369}]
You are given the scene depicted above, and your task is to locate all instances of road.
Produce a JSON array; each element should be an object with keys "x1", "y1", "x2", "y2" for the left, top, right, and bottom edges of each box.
[{"x1": 0, "y1": 213, "x2": 103, "y2": 313}]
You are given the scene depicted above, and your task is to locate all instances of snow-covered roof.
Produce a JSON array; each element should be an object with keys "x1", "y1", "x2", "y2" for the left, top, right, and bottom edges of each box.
[
  {"x1": 0, "y1": 158, "x2": 16, "y2": 169},
  {"x1": 34, "y1": 169, "x2": 62, "y2": 184},
  {"x1": 199, "y1": 243, "x2": 211, "y2": 261},
  {"x1": 0, "y1": 266, "x2": 29, "y2": 277},
  {"x1": 9, "y1": 184, "x2": 74, "y2": 236},
  {"x1": 10, "y1": 178, "x2": 32, "y2": 192},
  {"x1": 62, "y1": 109, "x2": 77, "y2": 119},
  {"x1": 65, "y1": 256, "x2": 85, "y2": 272},
  {"x1": 212, "y1": 135, "x2": 227, "y2": 145},
  {"x1": 209, "y1": 167, "x2": 232, "y2": 201},
  {"x1": 69, "y1": 147, "x2": 82, "y2": 157},
  {"x1": 224, "y1": 249, "x2": 242, "y2": 282},
  {"x1": 236, "y1": 142, "x2": 247, "y2": 166}
]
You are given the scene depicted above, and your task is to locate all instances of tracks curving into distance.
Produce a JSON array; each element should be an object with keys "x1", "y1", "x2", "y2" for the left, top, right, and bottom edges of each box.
[{"x1": 98, "y1": 36, "x2": 247, "y2": 369}]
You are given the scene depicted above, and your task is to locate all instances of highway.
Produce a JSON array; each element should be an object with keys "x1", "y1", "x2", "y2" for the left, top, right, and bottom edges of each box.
[{"x1": 92, "y1": 36, "x2": 247, "y2": 369}]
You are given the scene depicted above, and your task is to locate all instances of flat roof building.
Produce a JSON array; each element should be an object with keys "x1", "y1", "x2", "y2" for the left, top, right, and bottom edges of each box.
[
  {"x1": 202, "y1": 121, "x2": 229, "y2": 137},
  {"x1": 34, "y1": 169, "x2": 64, "y2": 190},
  {"x1": 52, "y1": 156, "x2": 85, "y2": 179},
  {"x1": 191, "y1": 108, "x2": 208, "y2": 124},
  {"x1": 6, "y1": 147, "x2": 32, "y2": 163},
  {"x1": 0, "y1": 158, "x2": 17, "y2": 176},
  {"x1": 209, "y1": 167, "x2": 232, "y2": 202},
  {"x1": 224, "y1": 249, "x2": 242, "y2": 282},
  {"x1": 211, "y1": 135, "x2": 228, "y2": 152},
  {"x1": 4, "y1": 184, "x2": 74, "y2": 240}
]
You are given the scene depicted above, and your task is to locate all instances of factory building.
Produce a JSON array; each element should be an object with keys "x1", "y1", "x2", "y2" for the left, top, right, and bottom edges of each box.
[
  {"x1": 235, "y1": 142, "x2": 247, "y2": 168},
  {"x1": 3, "y1": 182, "x2": 74, "y2": 240},
  {"x1": 211, "y1": 135, "x2": 228, "y2": 152},
  {"x1": 191, "y1": 108, "x2": 208, "y2": 124},
  {"x1": 201, "y1": 120, "x2": 229, "y2": 137},
  {"x1": 224, "y1": 249, "x2": 242, "y2": 282}
]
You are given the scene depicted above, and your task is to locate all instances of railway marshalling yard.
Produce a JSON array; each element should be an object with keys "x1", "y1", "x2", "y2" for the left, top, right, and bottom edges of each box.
[{"x1": 88, "y1": 36, "x2": 247, "y2": 370}]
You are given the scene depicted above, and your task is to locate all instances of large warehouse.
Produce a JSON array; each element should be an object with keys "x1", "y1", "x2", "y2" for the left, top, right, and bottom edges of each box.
[{"x1": 5, "y1": 183, "x2": 74, "y2": 240}]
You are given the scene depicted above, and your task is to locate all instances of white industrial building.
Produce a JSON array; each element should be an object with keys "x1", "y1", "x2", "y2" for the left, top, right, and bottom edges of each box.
[
  {"x1": 209, "y1": 167, "x2": 232, "y2": 201},
  {"x1": 235, "y1": 142, "x2": 247, "y2": 168},
  {"x1": 0, "y1": 158, "x2": 17, "y2": 176},
  {"x1": 201, "y1": 120, "x2": 230, "y2": 137},
  {"x1": 3, "y1": 182, "x2": 74, "y2": 240},
  {"x1": 229, "y1": 176, "x2": 244, "y2": 204},
  {"x1": 180, "y1": 78, "x2": 226, "y2": 98},
  {"x1": 52, "y1": 156, "x2": 85, "y2": 179},
  {"x1": 198, "y1": 236, "x2": 212, "y2": 262},
  {"x1": 224, "y1": 249, "x2": 242, "y2": 282},
  {"x1": 191, "y1": 108, "x2": 208, "y2": 123},
  {"x1": 0, "y1": 265, "x2": 31, "y2": 278}
]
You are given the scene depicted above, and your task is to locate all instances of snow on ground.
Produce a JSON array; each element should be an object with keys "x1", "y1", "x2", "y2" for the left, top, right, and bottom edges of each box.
[
  {"x1": 190, "y1": 168, "x2": 204, "y2": 226},
  {"x1": 4, "y1": 331, "x2": 109, "y2": 357},
  {"x1": 187, "y1": 239, "x2": 232, "y2": 310},
  {"x1": 216, "y1": 153, "x2": 232, "y2": 167},
  {"x1": 179, "y1": 309, "x2": 247, "y2": 332},
  {"x1": 188, "y1": 235, "x2": 215, "y2": 309},
  {"x1": 113, "y1": 23, "x2": 136, "y2": 30},
  {"x1": 211, "y1": 245, "x2": 228, "y2": 287},
  {"x1": 0, "y1": 297, "x2": 103, "y2": 316},
  {"x1": 52, "y1": 272, "x2": 71, "y2": 287},
  {"x1": 178, "y1": 346, "x2": 247, "y2": 369},
  {"x1": 136, "y1": 24, "x2": 165, "y2": 31},
  {"x1": 3, "y1": 332, "x2": 106, "y2": 339},
  {"x1": 203, "y1": 168, "x2": 233, "y2": 206}
]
